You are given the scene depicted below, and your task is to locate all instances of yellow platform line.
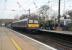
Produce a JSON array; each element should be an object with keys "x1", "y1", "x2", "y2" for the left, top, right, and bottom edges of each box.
[{"x1": 11, "y1": 38, "x2": 22, "y2": 50}]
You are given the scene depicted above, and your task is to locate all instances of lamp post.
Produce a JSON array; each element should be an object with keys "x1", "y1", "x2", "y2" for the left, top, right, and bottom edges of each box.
[{"x1": 58, "y1": 0, "x2": 61, "y2": 26}]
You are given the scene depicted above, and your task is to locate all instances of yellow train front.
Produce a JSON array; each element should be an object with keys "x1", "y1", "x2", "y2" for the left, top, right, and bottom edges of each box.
[
  {"x1": 11, "y1": 18, "x2": 40, "y2": 31},
  {"x1": 27, "y1": 20, "x2": 39, "y2": 30}
]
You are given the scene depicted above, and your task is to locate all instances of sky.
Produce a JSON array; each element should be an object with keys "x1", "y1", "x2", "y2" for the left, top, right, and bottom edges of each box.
[{"x1": 0, "y1": 0, "x2": 72, "y2": 19}]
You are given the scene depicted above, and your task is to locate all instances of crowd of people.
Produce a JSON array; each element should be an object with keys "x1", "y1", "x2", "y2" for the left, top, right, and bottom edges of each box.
[{"x1": 41, "y1": 21, "x2": 70, "y2": 31}]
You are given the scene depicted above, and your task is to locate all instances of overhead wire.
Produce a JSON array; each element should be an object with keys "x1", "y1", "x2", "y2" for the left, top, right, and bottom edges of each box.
[{"x1": 33, "y1": 0, "x2": 38, "y2": 8}]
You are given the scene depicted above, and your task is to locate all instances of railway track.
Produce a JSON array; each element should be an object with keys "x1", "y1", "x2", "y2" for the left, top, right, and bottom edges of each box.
[{"x1": 13, "y1": 29, "x2": 72, "y2": 50}]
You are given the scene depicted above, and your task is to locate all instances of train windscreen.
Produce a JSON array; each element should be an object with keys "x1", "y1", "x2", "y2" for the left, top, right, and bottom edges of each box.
[
  {"x1": 29, "y1": 20, "x2": 33, "y2": 23},
  {"x1": 34, "y1": 20, "x2": 38, "y2": 23}
]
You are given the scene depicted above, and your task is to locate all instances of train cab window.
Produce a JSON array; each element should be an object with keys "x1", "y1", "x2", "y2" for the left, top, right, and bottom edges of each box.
[
  {"x1": 34, "y1": 20, "x2": 38, "y2": 23},
  {"x1": 29, "y1": 20, "x2": 33, "y2": 23}
]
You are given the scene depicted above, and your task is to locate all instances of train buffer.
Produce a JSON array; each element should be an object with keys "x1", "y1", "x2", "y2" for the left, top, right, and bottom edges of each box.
[
  {"x1": 0, "y1": 27, "x2": 57, "y2": 50},
  {"x1": 38, "y1": 29, "x2": 72, "y2": 35}
]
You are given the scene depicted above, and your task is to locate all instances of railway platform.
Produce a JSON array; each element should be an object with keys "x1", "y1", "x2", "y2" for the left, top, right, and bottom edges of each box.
[
  {"x1": 0, "y1": 27, "x2": 56, "y2": 50},
  {"x1": 39, "y1": 29, "x2": 72, "y2": 35}
]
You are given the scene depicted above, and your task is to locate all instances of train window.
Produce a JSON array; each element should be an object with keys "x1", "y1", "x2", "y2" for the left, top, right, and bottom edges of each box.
[
  {"x1": 34, "y1": 20, "x2": 38, "y2": 23},
  {"x1": 29, "y1": 20, "x2": 33, "y2": 23}
]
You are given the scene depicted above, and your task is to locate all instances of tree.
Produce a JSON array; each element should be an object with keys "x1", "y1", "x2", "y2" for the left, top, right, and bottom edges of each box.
[
  {"x1": 19, "y1": 14, "x2": 28, "y2": 20},
  {"x1": 67, "y1": 10, "x2": 72, "y2": 20},
  {"x1": 37, "y1": 4, "x2": 58, "y2": 29},
  {"x1": 63, "y1": 10, "x2": 72, "y2": 31},
  {"x1": 38, "y1": 5, "x2": 57, "y2": 21},
  {"x1": 39, "y1": 5, "x2": 49, "y2": 16},
  {"x1": 63, "y1": 10, "x2": 72, "y2": 20},
  {"x1": 38, "y1": 5, "x2": 50, "y2": 22}
]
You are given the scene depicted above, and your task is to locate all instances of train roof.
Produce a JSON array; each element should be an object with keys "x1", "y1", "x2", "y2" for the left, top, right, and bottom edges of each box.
[{"x1": 13, "y1": 18, "x2": 28, "y2": 23}]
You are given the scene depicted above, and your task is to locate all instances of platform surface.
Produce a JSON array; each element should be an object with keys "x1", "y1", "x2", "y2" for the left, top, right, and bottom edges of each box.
[{"x1": 0, "y1": 27, "x2": 56, "y2": 50}]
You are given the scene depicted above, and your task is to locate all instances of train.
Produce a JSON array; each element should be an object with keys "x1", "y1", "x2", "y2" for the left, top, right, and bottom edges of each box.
[{"x1": 10, "y1": 18, "x2": 40, "y2": 32}]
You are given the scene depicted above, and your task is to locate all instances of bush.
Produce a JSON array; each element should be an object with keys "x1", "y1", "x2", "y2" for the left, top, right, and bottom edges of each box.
[{"x1": 40, "y1": 20, "x2": 55, "y2": 30}]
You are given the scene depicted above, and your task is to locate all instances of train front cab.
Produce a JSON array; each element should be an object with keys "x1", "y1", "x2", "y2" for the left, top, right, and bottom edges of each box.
[{"x1": 27, "y1": 20, "x2": 40, "y2": 33}]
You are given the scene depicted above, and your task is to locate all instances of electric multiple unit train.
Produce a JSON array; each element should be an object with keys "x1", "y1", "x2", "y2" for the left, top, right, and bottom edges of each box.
[{"x1": 11, "y1": 18, "x2": 40, "y2": 31}]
